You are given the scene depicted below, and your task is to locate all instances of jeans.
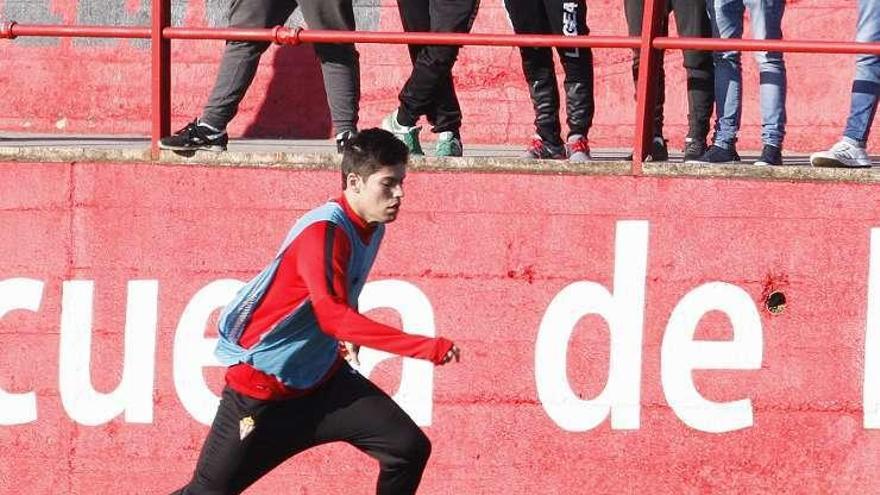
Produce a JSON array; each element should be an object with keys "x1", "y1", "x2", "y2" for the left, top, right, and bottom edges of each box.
[
  {"x1": 708, "y1": 0, "x2": 786, "y2": 148},
  {"x1": 844, "y1": 0, "x2": 880, "y2": 147}
]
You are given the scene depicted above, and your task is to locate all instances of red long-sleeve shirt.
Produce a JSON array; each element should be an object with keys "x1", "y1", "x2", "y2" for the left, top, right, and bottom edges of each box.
[{"x1": 226, "y1": 195, "x2": 453, "y2": 400}]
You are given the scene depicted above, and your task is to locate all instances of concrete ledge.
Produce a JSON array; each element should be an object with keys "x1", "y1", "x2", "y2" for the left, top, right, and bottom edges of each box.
[
  {"x1": 643, "y1": 161, "x2": 880, "y2": 184},
  {"x1": 1, "y1": 136, "x2": 880, "y2": 183}
]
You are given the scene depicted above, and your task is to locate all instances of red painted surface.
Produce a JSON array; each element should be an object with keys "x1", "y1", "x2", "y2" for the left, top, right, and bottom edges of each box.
[
  {"x1": 0, "y1": 0, "x2": 870, "y2": 152},
  {"x1": 2, "y1": 161, "x2": 880, "y2": 493}
]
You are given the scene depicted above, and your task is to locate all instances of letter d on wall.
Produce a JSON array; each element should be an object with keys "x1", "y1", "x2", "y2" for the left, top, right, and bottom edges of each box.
[{"x1": 535, "y1": 221, "x2": 649, "y2": 431}]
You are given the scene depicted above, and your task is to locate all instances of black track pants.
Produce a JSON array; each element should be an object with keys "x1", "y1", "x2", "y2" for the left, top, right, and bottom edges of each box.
[
  {"x1": 624, "y1": 0, "x2": 714, "y2": 141},
  {"x1": 504, "y1": 0, "x2": 594, "y2": 145},
  {"x1": 171, "y1": 365, "x2": 431, "y2": 495},
  {"x1": 396, "y1": 0, "x2": 480, "y2": 134}
]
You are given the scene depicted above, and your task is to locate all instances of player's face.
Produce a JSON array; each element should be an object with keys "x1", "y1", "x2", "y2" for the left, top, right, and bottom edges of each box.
[{"x1": 354, "y1": 164, "x2": 406, "y2": 224}]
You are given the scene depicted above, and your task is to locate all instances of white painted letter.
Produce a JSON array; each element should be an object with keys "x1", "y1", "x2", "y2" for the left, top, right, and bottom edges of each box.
[
  {"x1": 59, "y1": 280, "x2": 158, "y2": 425},
  {"x1": 0, "y1": 278, "x2": 44, "y2": 425},
  {"x1": 535, "y1": 220, "x2": 649, "y2": 431},
  {"x1": 357, "y1": 280, "x2": 436, "y2": 426},
  {"x1": 865, "y1": 229, "x2": 880, "y2": 428},
  {"x1": 661, "y1": 282, "x2": 762, "y2": 433},
  {"x1": 173, "y1": 279, "x2": 243, "y2": 425}
]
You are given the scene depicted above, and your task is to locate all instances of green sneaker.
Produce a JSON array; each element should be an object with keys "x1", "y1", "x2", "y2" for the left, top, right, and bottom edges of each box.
[
  {"x1": 435, "y1": 131, "x2": 463, "y2": 157},
  {"x1": 381, "y1": 110, "x2": 424, "y2": 155}
]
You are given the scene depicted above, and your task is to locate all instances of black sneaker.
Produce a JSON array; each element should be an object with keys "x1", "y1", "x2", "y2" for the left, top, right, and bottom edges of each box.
[
  {"x1": 695, "y1": 144, "x2": 741, "y2": 164},
  {"x1": 682, "y1": 138, "x2": 707, "y2": 162},
  {"x1": 159, "y1": 119, "x2": 228, "y2": 152},
  {"x1": 649, "y1": 137, "x2": 669, "y2": 161},
  {"x1": 754, "y1": 144, "x2": 783, "y2": 166},
  {"x1": 336, "y1": 130, "x2": 357, "y2": 154},
  {"x1": 624, "y1": 136, "x2": 668, "y2": 161}
]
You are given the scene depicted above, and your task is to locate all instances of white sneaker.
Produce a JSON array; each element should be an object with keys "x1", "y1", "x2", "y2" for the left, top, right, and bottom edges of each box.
[
  {"x1": 810, "y1": 139, "x2": 872, "y2": 168},
  {"x1": 381, "y1": 110, "x2": 423, "y2": 155}
]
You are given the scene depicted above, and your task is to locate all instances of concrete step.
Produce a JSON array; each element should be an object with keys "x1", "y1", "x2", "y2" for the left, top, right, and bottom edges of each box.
[{"x1": 1, "y1": 133, "x2": 879, "y2": 183}]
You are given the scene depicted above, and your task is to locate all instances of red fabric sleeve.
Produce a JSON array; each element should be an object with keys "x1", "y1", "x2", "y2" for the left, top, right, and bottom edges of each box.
[{"x1": 293, "y1": 221, "x2": 454, "y2": 365}]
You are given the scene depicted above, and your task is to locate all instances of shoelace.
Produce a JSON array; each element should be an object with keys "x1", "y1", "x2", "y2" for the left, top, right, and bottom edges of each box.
[
  {"x1": 175, "y1": 120, "x2": 200, "y2": 136},
  {"x1": 568, "y1": 137, "x2": 590, "y2": 154},
  {"x1": 527, "y1": 138, "x2": 547, "y2": 155},
  {"x1": 834, "y1": 144, "x2": 858, "y2": 159},
  {"x1": 177, "y1": 120, "x2": 223, "y2": 142}
]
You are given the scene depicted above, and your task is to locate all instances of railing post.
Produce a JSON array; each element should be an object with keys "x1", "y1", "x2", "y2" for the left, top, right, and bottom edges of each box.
[
  {"x1": 151, "y1": 0, "x2": 171, "y2": 160},
  {"x1": 632, "y1": 0, "x2": 665, "y2": 174}
]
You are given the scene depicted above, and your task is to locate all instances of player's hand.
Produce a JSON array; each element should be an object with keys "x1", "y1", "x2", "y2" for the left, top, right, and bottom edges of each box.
[
  {"x1": 440, "y1": 345, "x2": 460, "y2": 365},
  {"x1": 341, "y1": 341, "x2": 360, "y2": 367}
]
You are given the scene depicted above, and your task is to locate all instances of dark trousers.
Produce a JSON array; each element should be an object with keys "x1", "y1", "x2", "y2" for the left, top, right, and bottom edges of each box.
[
  {"x1": 396, "y1": 0, "x2": 480, "y2": 134},
  {"x1": 624, "y1": 0, "x2": 714, "y2": 141},
  {"x1": 504, "y1": 0, "x2": 594, "y2": 145},
  {"x1": 202, "y1": 0, "x2": 360, "y2": 134},
  {"x1": 172, "y1": 365, "x2": 431, "y2": 495}
]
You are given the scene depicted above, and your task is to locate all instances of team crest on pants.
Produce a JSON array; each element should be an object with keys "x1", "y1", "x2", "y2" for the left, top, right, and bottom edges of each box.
[{"x1": 239, "y1": 416, "x2": 255, "y2": 440}]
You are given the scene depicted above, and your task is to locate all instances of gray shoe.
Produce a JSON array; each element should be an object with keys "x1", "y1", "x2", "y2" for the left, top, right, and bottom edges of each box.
[
  {"x1": 810, "y1": 139, "x2": 871, "y2": 168},
  {"x1": 522, "y1": 136, "x2": 565, "y2": 159},
  {"x1": 566, "y1": 134, "x2": 592, "y2": 163}
]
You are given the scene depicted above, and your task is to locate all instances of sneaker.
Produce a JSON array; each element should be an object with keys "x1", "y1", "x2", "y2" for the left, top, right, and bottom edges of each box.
[
  {"x1": 159, "y1": 119, "x2": 228, "y2": 152},
  {"x1": 522, "y1": 136, "x2": 565, "y2": 159},
  {"x1": 755, "y1": 144, "x2": 783, "y2": 166},
  {"x1": 694, "y1": 144, "x2": 741, "y2": 164},
  {"x1": 648, "y1": 136, "x2": 669, "y2": 161},
  {"x1": 381, "y1": 110, "x2": 423, "y2": 155},
  {"x1": 682, "y1": 138, "x2": 707, "y2": 162},
  {"x1": 566, "y1": 134, "x2": 592, "y2": 162},
  {"x1": 810, "y1": 139, "x2": 872, "y2": 168},
  {"x1": 624, "y1": 136, "x2": 668, "y2": 162},
  {"x1": 335, "y1": 130, "x2": 357, "y2": 154},
  {"x1": 435, "y1": 131, "x2": 463, "y2": 157}
]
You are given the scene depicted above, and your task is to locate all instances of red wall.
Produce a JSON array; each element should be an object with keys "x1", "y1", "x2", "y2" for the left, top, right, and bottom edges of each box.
[
  {"x1": 0, "y1": 0, "x2": 870, "y2": 152},
  {"x1": 3, "y1": 160, "x2": 880, "y2": 493}
]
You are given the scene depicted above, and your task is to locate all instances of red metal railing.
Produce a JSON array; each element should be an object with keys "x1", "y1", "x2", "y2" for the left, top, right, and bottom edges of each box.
[{"x1": 3, "y1": 0, "x2": 880, "y2": 172}]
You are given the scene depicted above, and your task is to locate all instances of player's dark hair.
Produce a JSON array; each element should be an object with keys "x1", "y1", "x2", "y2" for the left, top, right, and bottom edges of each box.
[{"x1": 341, "y1": 128, "x2": 409, "y2": 189}]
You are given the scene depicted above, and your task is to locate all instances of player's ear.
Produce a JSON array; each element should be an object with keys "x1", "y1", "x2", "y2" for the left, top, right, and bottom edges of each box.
[{"x1": 346, "y1": 172, "x2": 361, "y2": 192}]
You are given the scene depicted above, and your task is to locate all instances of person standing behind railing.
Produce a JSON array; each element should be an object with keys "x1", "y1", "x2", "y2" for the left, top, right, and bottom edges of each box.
[
  {"x1": 695, "y1": 0, "x2": 787, "y2": 166},
  {"x1": 624, "y1": 0, "x2": 715, "y2": 162},
  {"x1": 502, "y1": 0, "x2": 593, "y2": 162},
  {"x1": 380, "y1": 0, "x2": 479, "y2": 157},
  {"x1": 810, "y1": 0, "x2": 880, "y2": 169},
  {"x1": 158, "y1": 0, "x2": 361, "y2": 153}
]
